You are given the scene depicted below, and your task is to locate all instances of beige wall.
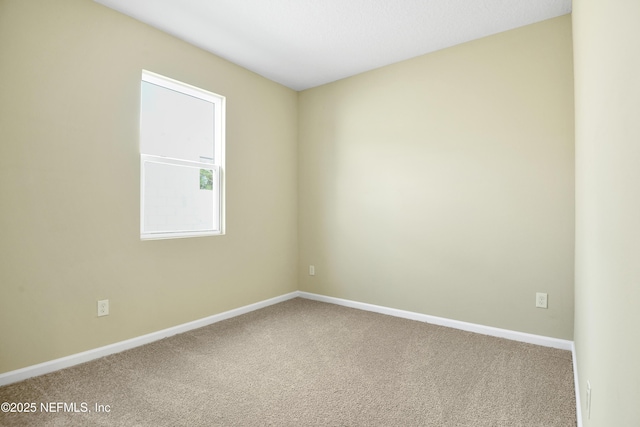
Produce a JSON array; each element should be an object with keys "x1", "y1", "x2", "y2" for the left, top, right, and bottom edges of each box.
[
  {"x1": 298, "y1": 16, "x2": 575, "y2": 339},
  {"x1": 0, "y1": 0, "x2": 298, "y2": 374},
  {"x1": 573, "y1": 0, "x2": 640, "y2": 425}
]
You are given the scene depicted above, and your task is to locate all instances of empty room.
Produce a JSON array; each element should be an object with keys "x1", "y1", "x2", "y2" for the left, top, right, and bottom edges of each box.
[{"x1": 0, "y1": 0, "x2": 638, "y2": 426}]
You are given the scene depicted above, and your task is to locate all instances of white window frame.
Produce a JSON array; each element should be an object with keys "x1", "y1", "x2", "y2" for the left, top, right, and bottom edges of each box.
[{"x1": 140, "y1": 70, "x2": 225, "y2": 240}]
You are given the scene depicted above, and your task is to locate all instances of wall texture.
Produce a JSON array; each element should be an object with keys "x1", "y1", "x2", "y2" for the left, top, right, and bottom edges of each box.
[
  {"x1": 298, "y1": 16, "x2": 575, "y2": 340},
  {"x1": 573, "y1": 0, "x2": 640, "y2": 425},
  {"x1": 0, "y1": 0, "x2": 298, "y2": 374}
]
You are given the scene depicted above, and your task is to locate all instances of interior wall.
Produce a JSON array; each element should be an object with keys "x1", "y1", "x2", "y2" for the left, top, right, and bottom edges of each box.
[
  {"x1": 573, "y1": 0, "x2": 640, "y2": 425},
  {"x1": 0, "y1": 0, "x2": 298, "y2": 374},
  {"x1": 298, "y1": 16, "x2": 575, "y2": 339}
]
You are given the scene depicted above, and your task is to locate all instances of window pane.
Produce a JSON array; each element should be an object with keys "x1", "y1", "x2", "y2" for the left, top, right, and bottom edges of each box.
[
  {"x1": 140, "y1": 81, "x2": 214, "y2": 163},
  {"x1": 142, "y1": 161, "x2": 216, "y2": 234}
]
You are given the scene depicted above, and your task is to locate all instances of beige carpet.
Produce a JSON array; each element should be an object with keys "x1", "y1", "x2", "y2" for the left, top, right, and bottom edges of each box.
[{"x1": 0, "y1": 298, "x2": 576, "y2": 426}]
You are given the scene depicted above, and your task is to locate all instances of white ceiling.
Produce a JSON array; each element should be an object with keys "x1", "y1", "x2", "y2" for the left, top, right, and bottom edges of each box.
[{"x1": 95, "y1": 0, "x2": 572, "y2": 91}]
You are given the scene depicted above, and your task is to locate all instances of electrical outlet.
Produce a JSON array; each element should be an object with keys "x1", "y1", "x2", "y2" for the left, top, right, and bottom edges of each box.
[
  {"x1": 97, "y1": 299, "x2": 109, "y2": 317},
  {"x1": 536, "y1": 292, "x2": 548, "y2": 309},
  {"x1": 586, "y1": 381, "x2": 592, "y2": 419},
  {"x1": 309, "y1": 265, "x2": 315, "y2": 276}
]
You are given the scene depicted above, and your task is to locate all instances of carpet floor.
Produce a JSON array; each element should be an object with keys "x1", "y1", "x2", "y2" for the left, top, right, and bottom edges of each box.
[{"x1": 0, "y1": 298, "x2": 577, "y2": 426}]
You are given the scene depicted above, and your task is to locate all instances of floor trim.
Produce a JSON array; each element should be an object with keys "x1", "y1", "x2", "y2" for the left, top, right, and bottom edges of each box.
[
  {"x1": 298, "y1": 291, "x2": 573, "y2": 351},
  {"x1": 572, "y1": 342, "x2": 583, "y2": 427},
  {"x1": 0, "y1": 292, "x2": 298, "y2": 387},
  {"x1": 1, "y1": 288, "x2": 577, "y2": 409}
]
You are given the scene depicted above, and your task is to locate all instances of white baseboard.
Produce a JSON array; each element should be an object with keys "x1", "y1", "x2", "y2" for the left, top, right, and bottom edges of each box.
[
  {"x1": 572, "y1": 342, "x2": 583, "y2": 427},
  {"x1": 0, "y1": 291, "x2": 299, "y2": 387},
  {"x1": 297, "y1": 291, "x2": 573, "y2": 351},
  {"x1": 1, "y1": 287, "x2": 578, "y2": 424}
]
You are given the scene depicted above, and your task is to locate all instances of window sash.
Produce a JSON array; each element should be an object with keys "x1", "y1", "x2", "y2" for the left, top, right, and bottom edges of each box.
[
  {"x1": 141, "y1": 70, "x2": 224, "y2": 168},
  {"x1": 140, "y1": 154, "x2": 221, "y2": 240}
]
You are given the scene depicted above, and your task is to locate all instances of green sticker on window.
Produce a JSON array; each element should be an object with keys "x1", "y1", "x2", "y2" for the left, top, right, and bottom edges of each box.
[{"x1": 200, "y1": 169, "x2": 213, "y2": 190}]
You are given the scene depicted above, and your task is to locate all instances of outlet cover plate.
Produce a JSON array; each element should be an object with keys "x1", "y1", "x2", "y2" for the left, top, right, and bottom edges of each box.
[
  {"x1": 98, "y1": 299, "x2": 109, "y2": 317},
  {"x1": 536, "y1": 292, "x2": 548, "y2": 309}
]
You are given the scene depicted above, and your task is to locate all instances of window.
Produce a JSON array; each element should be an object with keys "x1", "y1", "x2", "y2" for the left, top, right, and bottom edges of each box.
[{"x1": 139, "y1": 70, "x2": 225, "y2": 239}]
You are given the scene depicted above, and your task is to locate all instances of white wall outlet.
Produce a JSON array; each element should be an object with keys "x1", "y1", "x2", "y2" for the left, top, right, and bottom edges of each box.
[
  {"x1": 97, "y1": 299, "x2": 109, "y2": 317},
  {"x1": 309, "y1": 265, "x2": 315, "y2": 276},
  {"x1": 586, "y1": 381, "x2": 592, "y2": 419},
  {"x1": 536, "y1": 292, "x2": 548, "y2": 308}
]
